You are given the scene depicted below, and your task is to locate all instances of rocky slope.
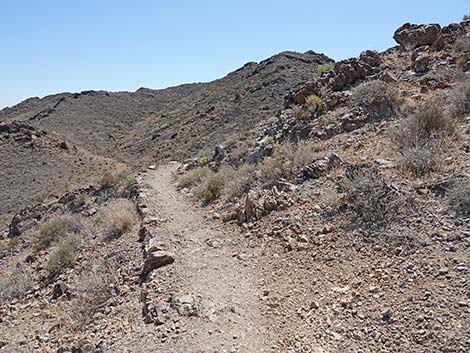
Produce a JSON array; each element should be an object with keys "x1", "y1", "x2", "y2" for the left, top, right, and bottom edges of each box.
[
  {"x1": 1, "y1": 18, "x2": 470, "y2": 353},
  {"x1": 0, "y1": 51, "x2": 331, "y2": 164}
]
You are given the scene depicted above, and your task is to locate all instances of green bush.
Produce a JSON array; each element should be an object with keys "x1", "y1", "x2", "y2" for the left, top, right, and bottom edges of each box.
[
  {"x1": 199, "y1": 155, "x2": 210, "y2": 166},
  {"x1": 46, "y1": 234, "x2": 80, "y2": 276},
  {"x1": 193, "y1": 174, "x2": 223, "y2": 203},
  {"x1": 37, "y1": 215, "x2": 83, "y2": 250},
  {"x1": 316, "y1": 63, "x2": 334, "y2": 75}
]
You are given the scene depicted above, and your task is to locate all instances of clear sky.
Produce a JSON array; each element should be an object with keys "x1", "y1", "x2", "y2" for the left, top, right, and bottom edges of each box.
[{"x1": 1, "y1": 0, "x2": 468, "y2": 108}]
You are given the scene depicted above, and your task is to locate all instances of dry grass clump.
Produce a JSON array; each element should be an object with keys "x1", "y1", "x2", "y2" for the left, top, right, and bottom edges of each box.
[
  {"x1": 351, "y1": 80, "x2": 400, "y2": 119},
  {"x1": 102, "y1": 199, "x2": 135, "y2": 240},
  {"x1": 70, "y1": 261, "x2": 118, "y2": 329},
  {"x1": 36, "y1": 215, "x2": 83, "y2": 250},
  {"x1": 0, "y1": 266, "x2": 33, "y2": 301},
  {"x1": 46, "y1": 234, "x2": 81, "y2": 276},
  {"x1": 448, "y1": 179, "x2": 470, "y2": 216},
  {"x1": 261, "y1": 141, "x2": 319, "y2": 182}
]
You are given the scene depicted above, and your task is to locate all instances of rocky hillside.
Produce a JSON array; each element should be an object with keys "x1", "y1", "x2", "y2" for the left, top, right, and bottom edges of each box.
[
  {"x1": 0, "y1": 122, "x2": 123, "y2": 214},
  {"x1": 0, "y1": 51, "x2": 331, "y2": 164},
  {"x1": 1, "y1": 18, "x2": 470, "y2": 353}
]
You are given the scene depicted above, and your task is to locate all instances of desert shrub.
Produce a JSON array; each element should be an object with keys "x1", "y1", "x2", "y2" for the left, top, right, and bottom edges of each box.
[
  {"x1": 100, "y1": 170, "x2": 135, "y2": 190},
  {"x1": 193, "y1": 173, "x2": 223, "y2": 203},
  {"x1": 351, "y1": 80, "x2": 400, "y2": 119},
  {"x1": 34, "y1": 192, "x2": 48, "y2": 203},
  {"x1": 448, "y1": 179, "x2": 470, "y2": 216},
  {"x1": 0, "y1": 214, "x2": 12, "y2": 229},
  {"x1": 292, "y1": 105, "x2": 312, "y2": 121},
  {"x1": 0, "y1": 267, "x2": 33, "y2": 301},
  {"x1": 46, "y1": 234, "x2": 80, "y2": 276},
  {"x1": 453, "y1": 35, "x2": 470, "y2": 53},
  {"x1": 393, "y1": 106, "x2": 456, "y2": 151},
  {"x1": 37, "y1": 215, "x2": 83, "y2": 250},
  {"x1": 261, "y1": 141, "x2": 319, "y2": 182},
  {"x1": 400, "y1": 145, "x2": 440, "y2": 176},
  {"x1": 319, "y1": 184, "x2": 341, "y2": 209},
  {"x1": 102, "y1": 199, "x2": 135, "y2": 240},
  {"x1": 448, "y1": 80, "x2": 470, "y2": 119},
  {"x1": 305, "y1": 95, "x2": 323, "y2": 109},
  {"x1": 199, "y1": 155, "x2": 209, "y2": 166},
  {"x1": 316, "y1": 63, "x2": 334, "y2": 75},
  {"x1": 116, "y1": 171, "x2": 136, "y2": 190},
  {"x1": 220, "y1": 164, "x2": 257, "y2": 199},
  {"x1": 342, "y1": 165, "x2": 403, "y2": 228},
  {"x1": 70, "y1": 261, "x2": 118, "y2": 329},
  {"x1": 177, "y1": 167, "x2": 212, "y2": 189},
  {"x1": 100, "y1": 172, "x2": 115, "y2": 186}
]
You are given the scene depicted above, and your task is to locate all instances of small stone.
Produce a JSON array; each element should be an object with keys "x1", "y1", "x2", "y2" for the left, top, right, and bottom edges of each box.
[{"x1": 438, "y1": 267, "x2": 448, "y2": 275}]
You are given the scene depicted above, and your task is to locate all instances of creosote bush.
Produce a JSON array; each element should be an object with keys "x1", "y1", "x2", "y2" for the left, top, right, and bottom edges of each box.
[
  {"x1": 0, "y1": 267, "x2": 33, "y2": 301},
  {"x1": 36, "y1": 215, "x2": 83, "y2": 250},
  {"x1": 46, "y1": 234, "x2": 81, "y2": 276},
  {"x1": 102, "y1": 199, "x2": 135, "y2": 240},
  {"x1": 351, "y1": 80, "x2": 400, "y2": 119}
]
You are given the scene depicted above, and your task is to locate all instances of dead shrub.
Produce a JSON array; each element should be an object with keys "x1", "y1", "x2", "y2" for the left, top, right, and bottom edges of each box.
[
  {"x1": 448, "y1": 79, "x2": 470, "y2": 119},
  {"x1": 261, "y1": 141, "x2": 319, "y2": 182},
  {"x1": 70, "y1": 261, "x2": 118, "y2": 329},
  {"x1": 0, "y1": 266, "x2": 33, "y2": 301},
  {"x1": 341, "y1": 165, "x2": 404, "y2": 228},
  {"x1": 46, "y1": 234, "x2": 81, "y2": 276},
  {"x1": 102, "y1": 199, "x2": 135, "y2": 240},
  {"x1": 351, "y1": 80, "x2": 400, "y2": 119},
  {"x1": 400, "y1": 144, "x2": 441, "y2": 176},
  {"x1": 448, "y1": 179, "x2": 470, "y2": 216},
  {"x1": 393, "y1": 106, "x2": 456, "y2": 151},
  {"x1": 37, "y1": 215, "x2": 83, "y2": 250}
]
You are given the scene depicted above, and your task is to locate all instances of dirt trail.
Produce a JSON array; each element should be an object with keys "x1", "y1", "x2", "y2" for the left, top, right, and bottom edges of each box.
[{"x1": 135, "y1": 163, "x2": 269, "y2": 352}]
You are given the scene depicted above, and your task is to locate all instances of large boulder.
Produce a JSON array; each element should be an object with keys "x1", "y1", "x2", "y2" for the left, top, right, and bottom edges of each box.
[{"x1": 393, "y1": 23, "x2": 441, "y2": 50}]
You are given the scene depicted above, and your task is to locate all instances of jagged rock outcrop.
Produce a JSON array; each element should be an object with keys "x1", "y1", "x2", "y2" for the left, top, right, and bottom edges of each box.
[
  {"x1": 285, "y1": 50, "x2": 382, "y2": 107},
  {"x1": 393, "y1": 23, "x2": 442, "y2": 50}
]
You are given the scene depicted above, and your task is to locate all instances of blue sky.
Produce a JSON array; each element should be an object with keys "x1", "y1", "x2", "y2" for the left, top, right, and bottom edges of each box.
[{"x1": 1, "y1": 1, "x2": 468, "y2": 108}]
